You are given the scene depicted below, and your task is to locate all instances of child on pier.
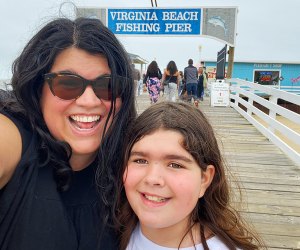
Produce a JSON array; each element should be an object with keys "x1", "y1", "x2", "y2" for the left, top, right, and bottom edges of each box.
[{"x1": 117, "y1": 102, "x2": 265, "y2": 250}]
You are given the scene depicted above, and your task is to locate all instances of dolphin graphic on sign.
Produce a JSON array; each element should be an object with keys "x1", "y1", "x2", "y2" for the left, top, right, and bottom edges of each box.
[{"x1": 208, "y1": 16, "x2": 228, "y2": 36}]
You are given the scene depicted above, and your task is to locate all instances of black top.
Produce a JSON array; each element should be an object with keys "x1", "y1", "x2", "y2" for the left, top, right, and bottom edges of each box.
[
  {"x1": 0, "y1": 111, "x2": 118, "y2": 250},
  {"x1": 143, "y1": 68, "x2": 162, "y2": 83}
]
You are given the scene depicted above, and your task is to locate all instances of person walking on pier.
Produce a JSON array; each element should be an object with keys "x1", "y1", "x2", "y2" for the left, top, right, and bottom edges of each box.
[
  {"x1": 161, "y1": 60, "x2": 179, "y2": 102},
  {"x1": 197, "y1": 67, "x2": 208, "y2": 101},
  {"x1": 178, "y1": 71, "x2": 185, "y2": 97},
  {"x1": 143, "y1": 61, "x2": 162, "y2": 104},
  {"x1": 131, "y1": 63, "x2": 141, "y2": 96},
  {"x1": 184, "y1": 59, "x2": 198, "y2": 105}
]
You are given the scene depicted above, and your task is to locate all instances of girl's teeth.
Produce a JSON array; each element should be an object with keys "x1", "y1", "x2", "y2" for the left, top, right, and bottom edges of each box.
[{"x1": 144, "y1": 194, "x2": 167, "y2": 202}]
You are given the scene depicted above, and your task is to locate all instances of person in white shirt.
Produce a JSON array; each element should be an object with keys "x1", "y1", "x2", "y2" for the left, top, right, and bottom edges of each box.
[{"x1": 117, "y1": 102, "x2": 265, "y2": 250}]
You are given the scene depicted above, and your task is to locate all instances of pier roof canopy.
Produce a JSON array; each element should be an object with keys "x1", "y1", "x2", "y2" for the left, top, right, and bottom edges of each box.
[{"x1": 128, "y1": 53, "x2": 148, "y2": 65}]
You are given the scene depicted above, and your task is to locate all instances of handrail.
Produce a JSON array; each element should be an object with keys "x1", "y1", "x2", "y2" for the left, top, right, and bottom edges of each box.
[{"x1": 227, "y1": 78, "x2": 300, "y2": 166}]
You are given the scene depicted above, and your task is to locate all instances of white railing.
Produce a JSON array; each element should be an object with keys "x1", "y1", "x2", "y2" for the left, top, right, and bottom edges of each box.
[
  {"x1": 274, "y1": 85, "x2": 300, "y2": 95},
  {"x1": 227, "y1": 78, "x2": 300, "y2": 166}
]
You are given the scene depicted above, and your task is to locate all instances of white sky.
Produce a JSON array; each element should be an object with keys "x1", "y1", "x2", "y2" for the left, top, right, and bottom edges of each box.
[{"x1": 0, "y1": 0, "x2": 300, "y2": 79}]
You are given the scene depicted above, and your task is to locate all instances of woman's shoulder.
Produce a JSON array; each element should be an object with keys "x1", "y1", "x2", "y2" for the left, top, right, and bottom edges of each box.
[{"x1": 0, "y1": 113, "x2": 22, "y2": 188}]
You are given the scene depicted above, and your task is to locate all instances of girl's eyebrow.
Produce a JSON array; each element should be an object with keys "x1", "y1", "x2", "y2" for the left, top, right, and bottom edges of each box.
[
  {"x1": 164, "y1": 154, "x2": 193, "y2": 163},
  {"x1": 130, "y1": 151, "x2": 193, "y2": 163}
]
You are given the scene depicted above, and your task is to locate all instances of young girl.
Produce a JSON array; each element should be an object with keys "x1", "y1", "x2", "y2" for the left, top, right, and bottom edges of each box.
[{"x1": 118, "y1": 102, "x2": 264, "y2": 250}]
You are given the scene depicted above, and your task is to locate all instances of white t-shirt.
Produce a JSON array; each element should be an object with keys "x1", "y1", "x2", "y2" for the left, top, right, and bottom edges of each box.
[{"x1": 126, "y1": 224, "x2": 234, "y2": 250}]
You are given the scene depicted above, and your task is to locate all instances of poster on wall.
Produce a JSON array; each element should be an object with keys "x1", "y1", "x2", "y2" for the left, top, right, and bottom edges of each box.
[
  {"x1": 206, "y1": 66, "x2": 227, "y2": 81},
  {"x1": 254, "y1": 70, "x2": 280, "y2": 85}
]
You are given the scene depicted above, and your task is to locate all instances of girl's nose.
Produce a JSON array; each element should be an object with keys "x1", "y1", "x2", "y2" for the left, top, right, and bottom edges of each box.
[{"x1": 144, "y1": 164, "x2": 165, "y2": 186}]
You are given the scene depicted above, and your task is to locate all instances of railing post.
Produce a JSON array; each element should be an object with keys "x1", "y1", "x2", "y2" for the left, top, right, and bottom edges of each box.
[
  {"x1": 248, "y1": 97, "x2": 253, "y2": 115},
  {"x1": 269, "y1": 95, "x2": 278, "y2": 133}
]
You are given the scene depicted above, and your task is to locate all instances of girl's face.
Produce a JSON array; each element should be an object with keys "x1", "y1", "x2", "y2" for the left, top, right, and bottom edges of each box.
[
  {"x1": 40, "y1": 47, "x2": 122, "y2": 170},
  {"x1": 124, "y1": 129, "x2": 214, "y2": 238}
]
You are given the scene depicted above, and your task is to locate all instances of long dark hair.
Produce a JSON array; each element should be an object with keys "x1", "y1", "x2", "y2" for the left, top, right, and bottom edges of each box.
[
  {"x1": 166, "y1": 60, "x2": 178, "y2": 75},
  {"x1": 117, "y1": 102, "x2": 264, "y2": 250},
  {"x1": 146, "y1": 60, "x2": 159, "y2": 75},
  {"x1": 1, "y1": 18, "x2": 136, "y2": 219}
]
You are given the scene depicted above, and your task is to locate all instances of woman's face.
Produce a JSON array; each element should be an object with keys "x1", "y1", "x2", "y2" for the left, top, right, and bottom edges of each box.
[
  {"x1": 40, "y1": 47, "x2": 122, "y2": 170},
  {"x1": 123, "y1": 129, "x2": 214, "y2": 238}
]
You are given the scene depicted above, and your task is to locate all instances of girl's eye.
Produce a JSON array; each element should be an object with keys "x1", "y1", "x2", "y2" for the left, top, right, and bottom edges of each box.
[
  {"x1": 169, "y1": 163, "x2": 183, "y2": 169},
  {"x1": 134, "y1": 159, "x2": 148, "y2": 164}
]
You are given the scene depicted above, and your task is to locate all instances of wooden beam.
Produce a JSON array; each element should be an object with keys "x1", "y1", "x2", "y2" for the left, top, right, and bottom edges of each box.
[{"x1": 227, "y1": 46, "x2": 235, "y2": 78}]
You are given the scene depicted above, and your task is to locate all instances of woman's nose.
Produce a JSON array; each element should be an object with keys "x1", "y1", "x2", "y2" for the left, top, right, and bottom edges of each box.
[{"x1": 75, "y1": 85, "x2": 102, "y2": 106}]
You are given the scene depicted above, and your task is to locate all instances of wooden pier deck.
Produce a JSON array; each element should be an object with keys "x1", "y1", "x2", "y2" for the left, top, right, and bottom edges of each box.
[{"x1": 136, "y1": 93, "x2": 300, "y2": 250}]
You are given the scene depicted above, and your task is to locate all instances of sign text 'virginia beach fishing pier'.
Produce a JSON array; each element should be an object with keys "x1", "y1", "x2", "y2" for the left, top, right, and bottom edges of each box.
[
  {"x1": 77, "y1": 7, "x2": 238, "y2": 46},
  {"x1": 108, "y1": 9, "x2": 201, "y2": 35}
]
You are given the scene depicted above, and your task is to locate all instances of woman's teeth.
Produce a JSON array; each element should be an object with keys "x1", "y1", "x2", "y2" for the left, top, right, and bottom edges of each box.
[
  {"x1": 70, "y1": 115, "x2": 101, "y2": 130},
  {"x1": 70, "y1": 115, "x2": 100, "y2": 122}
]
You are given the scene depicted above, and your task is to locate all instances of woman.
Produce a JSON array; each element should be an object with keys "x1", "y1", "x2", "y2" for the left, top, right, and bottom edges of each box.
[
  {"x1": 143, "y1": 61, "x2": 162, "y2": 104},
  {"x1": 0, "y1": 17, "x2": 136, "y2": 249},
  {"x1": 178, "y1": 70, "x2": 185, "y2": 97},
  {"x1": 197, "y1": 67, "x2": 208, "y2": 101},
  {"x1": 161, "y1": 60, "x2": 179, "y2": 102}
]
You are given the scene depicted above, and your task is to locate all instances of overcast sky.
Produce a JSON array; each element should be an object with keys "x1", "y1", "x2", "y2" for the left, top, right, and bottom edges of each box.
[{"x1": 0, "y1": 0, "x2": 300, "y2": 79}]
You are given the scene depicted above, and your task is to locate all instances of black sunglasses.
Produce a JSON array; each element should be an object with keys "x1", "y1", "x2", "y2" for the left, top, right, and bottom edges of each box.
[{"x1": 44, "y1": 72, "x2": 124, "y2": 101}]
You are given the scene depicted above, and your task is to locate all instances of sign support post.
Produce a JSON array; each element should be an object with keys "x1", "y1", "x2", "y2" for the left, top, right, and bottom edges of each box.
[{"x1": 227, "y1": 46, "x2": 235, "y2": 79}]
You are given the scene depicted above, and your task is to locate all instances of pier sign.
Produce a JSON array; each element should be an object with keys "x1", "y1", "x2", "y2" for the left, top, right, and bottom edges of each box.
[
  {"x1": 107, "y1": 8, "x2": 201, "y2": 35},
  {"x1": 77, "y1": 7, "x2": 238, "y2": 46},
  {"x1": 210, "y1": 80, "x2": 230, "y2": 107}
]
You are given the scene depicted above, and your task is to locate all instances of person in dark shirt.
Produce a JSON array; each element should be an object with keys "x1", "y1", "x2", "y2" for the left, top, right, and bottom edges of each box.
[
  {"x1": 0, "y1": 17, "x2": 136, "y2": 250},
  {"x1": 184, "y1": 59, "x2": 198, "y2": 104},
  {"x1": 131, "y1": 63, "x2": 141, "y2": 96}
]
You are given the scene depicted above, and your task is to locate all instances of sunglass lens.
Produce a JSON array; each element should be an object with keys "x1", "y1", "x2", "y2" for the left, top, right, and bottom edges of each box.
[
  {"x1": 52, "y1": 75, "x2": 83, "y2": 100},
  {"x1": 93, "y1": 77, "x2": 112, "y2": 100}
]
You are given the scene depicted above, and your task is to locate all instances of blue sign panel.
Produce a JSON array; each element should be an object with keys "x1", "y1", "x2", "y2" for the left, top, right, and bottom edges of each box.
[{"x1": 107, "y1": 8, "x2": 201, "y2": 35}]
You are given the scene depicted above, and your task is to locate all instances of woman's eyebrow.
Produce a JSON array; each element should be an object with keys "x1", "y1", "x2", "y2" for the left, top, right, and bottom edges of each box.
[{"x1": 129, "y1": 151, "x2": 147, "y2": 157}]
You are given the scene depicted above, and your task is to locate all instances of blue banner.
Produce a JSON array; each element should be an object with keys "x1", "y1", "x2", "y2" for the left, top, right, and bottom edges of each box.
[{"x1": 107, "y1": 8, "x2": 201, "y2": 35}]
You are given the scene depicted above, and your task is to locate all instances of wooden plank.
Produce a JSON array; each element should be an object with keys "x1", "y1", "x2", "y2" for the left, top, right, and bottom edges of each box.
[
  {"x1": 236, "y1": 203, "x2": 300, "y2": 216},
  {"x1": 259, "y1": 234, "x2": 300, "y2": 249}
]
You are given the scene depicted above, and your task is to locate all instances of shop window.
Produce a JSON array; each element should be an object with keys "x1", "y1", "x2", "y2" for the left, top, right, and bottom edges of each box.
[{"x1": 254, "y1": 70, "x2": 280, "y2": 85}]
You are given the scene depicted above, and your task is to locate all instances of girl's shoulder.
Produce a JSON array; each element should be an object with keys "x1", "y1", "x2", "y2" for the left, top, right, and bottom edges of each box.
[
  {"x1": 126, "y1": 225, "x2": 240, "y2": 250},
  {"x1": 204, "y1": 236, "x2": 230, "y2": 249}
]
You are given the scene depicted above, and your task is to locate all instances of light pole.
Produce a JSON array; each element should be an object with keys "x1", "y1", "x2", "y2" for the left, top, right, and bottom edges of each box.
[{"x1": 198, "y1": 45, "x2": 202, "y2": 67}]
